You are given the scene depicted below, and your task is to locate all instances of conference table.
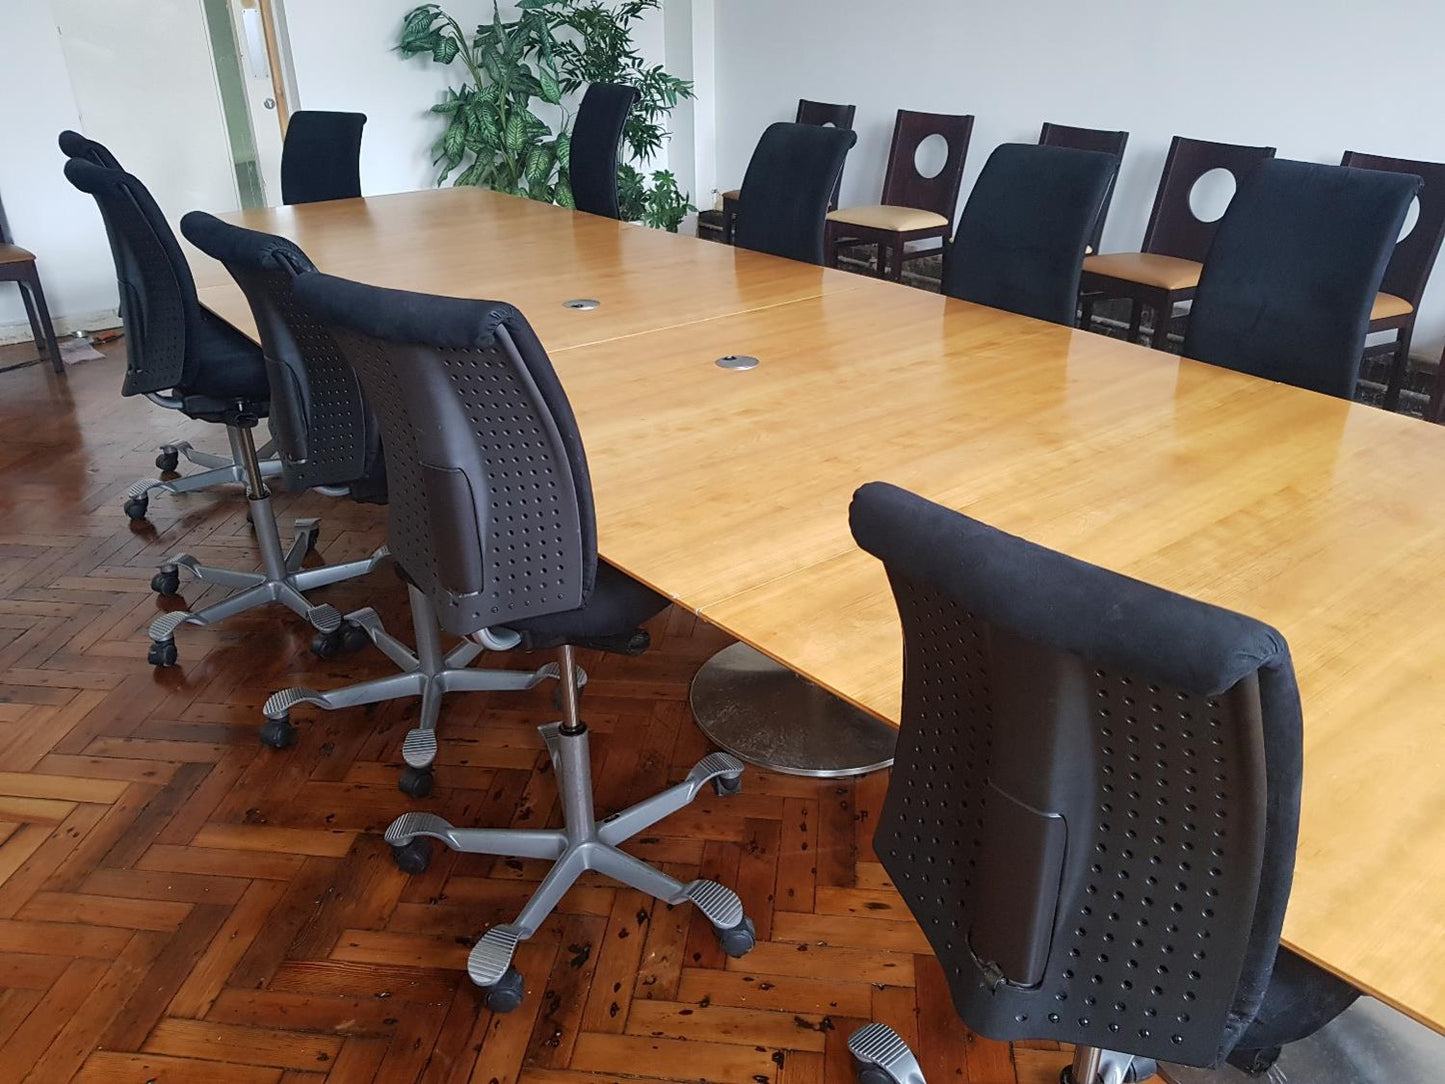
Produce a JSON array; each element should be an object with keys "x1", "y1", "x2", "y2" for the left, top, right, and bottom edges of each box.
[{"x1": 188, "y1": 186, "x2": 1445, "y2": 1036}]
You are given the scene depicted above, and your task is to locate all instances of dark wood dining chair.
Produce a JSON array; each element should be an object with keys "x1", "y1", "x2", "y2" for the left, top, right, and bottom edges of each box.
[
  {"x1": 1340, "y1": 151, "x2": 1445, "y2": 412},
  {"x1": 1080, "y1": 136, "x2": 1276, "y2": 350},
  {"x1": 824, "y1": 109, "x2": 974, "y2": 281},
  {"x1": 0, "y1": 193, "x2": 62, "y2": 374},
  {"x1": 1039, "y1": 122, "x2": 1129, "y2": 255},
  {"x1": 721, "y1": 98, "x2": 856, "y2": 243}
]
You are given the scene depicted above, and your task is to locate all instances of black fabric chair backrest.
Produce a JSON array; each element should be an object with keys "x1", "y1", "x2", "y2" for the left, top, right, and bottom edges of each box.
[
  {"x1": 62, "y1": 158, "x2": 201, "y2": 396},
  {"x1": 1143, "y1": 137, "x2": 1276, "y2": 263},
  {"x1": 570, "y1": 83, "x2": 639, "y2": 219},
  {"x1": 849, "y1": 481, "x2": 1303, "y2": 1070},
  {"x1": 1039, "y1": 122, "x2": 1129, "y2": 254},
  {"x1": 290, "y1": 271, "x2": 596, "y2": 637},
  {"x1": 1183, "y1": 159, "x2": 1420, "y2": 400},
  {"x1": 1341, "y1": 150, "x2": 1445, "y2": 308},
  {"x1": 735, "y1": 122, "x2": 857, "y2": 264},
  {"x1": 179, "y1": 212, "x2": 384, "y2": 496},
  {"x1": 58, "y1": 129, "x2": 123, "y2": 170},
  {"x1": 280, "y1": 111, "x2": 366, "y2": 205},
  {"x1": 942, "y1": 143, "x2": 1119, "y2": 325},
  {"x1": 794, "y1": 99, "x2": 856, "y2": 210}
]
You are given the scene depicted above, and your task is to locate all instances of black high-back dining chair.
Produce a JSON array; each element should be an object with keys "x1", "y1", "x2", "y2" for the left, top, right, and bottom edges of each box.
[
  {"x1": 288, "y1": 270, "x2": 755, "y2": 1011},
  {"x1": 1340, "y1": 151, "x2": 1445, "y2": 410},
  {"x1": 941, "y1": 143, "x2": 1118, "y2": 325},
  {"x1": 1039, "y1": 122, "x2": 1130, "y2": 255},
  {"x1": 569, "y1": 82, "x2": 639, "y2": 219},
  {"x1": 825, "y1": 109, "x2": 975, "y2": 281},
  {"x1": 721, "y1": 98, "x2": 857, "y2": 241},
  {"x1": 181, "y1": 213, "x2": 562, "y2": 776},
  {"x1": 280, "y1": 110, "x2": 366, "y2": 205},
  {"x1": 63, "y1": 159, "x2": 365, "y2": 668},
  {"x1": 734, "y1": 122, "x2": 857, "y2": 265},
  {"x1": 1080, "y1": 136, "x2": 1276, "y2": 349},
  {"x1": 843, "y1": 481, "x2": 1358, "y2": 1084},
  {"x1": 1183, "y1": 158, "x2": 1421, "y2": 401}
]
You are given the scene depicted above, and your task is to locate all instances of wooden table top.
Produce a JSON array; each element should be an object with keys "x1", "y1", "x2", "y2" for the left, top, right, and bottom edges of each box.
[{"x1": 196, "y1": 188, "x2": 1445, "y2": 1032}]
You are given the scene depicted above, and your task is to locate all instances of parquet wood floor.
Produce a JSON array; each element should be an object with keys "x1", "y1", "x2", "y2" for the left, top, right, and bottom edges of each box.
[{"x1": 0, "y1": 343, "x2": 1093, "y2": 1083}]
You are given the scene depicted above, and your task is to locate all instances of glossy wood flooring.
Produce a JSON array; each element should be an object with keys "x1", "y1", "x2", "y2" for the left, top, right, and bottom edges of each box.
[{"x1": 0, "y1": 344, "x2": 1079, "y2": 1083}]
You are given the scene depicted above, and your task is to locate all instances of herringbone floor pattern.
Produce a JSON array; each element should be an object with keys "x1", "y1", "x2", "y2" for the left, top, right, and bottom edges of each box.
[{"x1": 0, "y1": 343, "x2": 1081, "y2": 1083}]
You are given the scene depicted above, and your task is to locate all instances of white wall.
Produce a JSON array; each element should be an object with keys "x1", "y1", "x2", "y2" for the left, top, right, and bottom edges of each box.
[
  {"x1": 0, "y1": 5, "x2": 115, "y2": 333},
  {"x1": 711, "y1": 0, "x2": 1445, "y2": 358}
]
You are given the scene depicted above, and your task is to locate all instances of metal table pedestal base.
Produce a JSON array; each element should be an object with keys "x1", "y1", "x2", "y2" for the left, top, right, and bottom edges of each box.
[{"x1": 689, "y1": 643, "x2": 896, "y2": 777}]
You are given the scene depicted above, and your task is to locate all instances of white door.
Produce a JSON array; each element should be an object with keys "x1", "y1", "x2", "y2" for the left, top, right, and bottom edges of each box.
[{"x1": 225, "y1": 0, "x2": 287, "y2": 205}]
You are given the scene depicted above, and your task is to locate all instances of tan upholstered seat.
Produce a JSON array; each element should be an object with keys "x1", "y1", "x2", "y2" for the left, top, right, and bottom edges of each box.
[
  {"x1": 0, "y1": 244, "x2": 35, "y2": 265},
  {"x1": 1082, "y1": 252, "x2": 1203, "y2": 291},
  {"x1": 1371, "y1": 291, "x2": 1414, "y2": 321},
  {"x1": 722, "y1": 189, "x2": 740, "y2": 201},
  {"x1": 826, "y1": 205, "x2": 950, "y2": 232}
]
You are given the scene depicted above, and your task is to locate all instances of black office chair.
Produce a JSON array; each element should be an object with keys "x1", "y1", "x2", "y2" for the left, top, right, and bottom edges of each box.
[
  {"x1": 182, "y1": 212, "x2": 571, "y2": 783},
  {"x1": 63, "y1": 160, "x2": 360, "y2": 667},
  {"x1": 941, "y1": 143, "x2": 1119, "y2": 325},
  {"x1": 280, "y1": 111, "x2": 366, "y2": 205},
  {"x1": 60, "y1": 129, "x2": 283, "y2": 492},
  {"x1": 287, "y1": 270, "x2": 755, "y2": 1010},
  {"x1": 843, "y1": 482, "x2": 1358, "y2": 1084},
  {"x1": 569, "y1": 83, "x2": 638, "y2": 219},
  {"x1": 1183, "y1": 159, "x2": 1421, "y2": 401},
  {"x1": 735, "y1": 122, "x2": 858, "y2": 264}
]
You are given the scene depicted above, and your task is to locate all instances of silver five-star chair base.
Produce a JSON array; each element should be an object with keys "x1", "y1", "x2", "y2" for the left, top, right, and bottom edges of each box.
[
  {"x1": 124, "y1": 428, "x2": 282, "y2": 521},
  {"x1": 261, "y1": 583, "x2": 578, "y2": 796},
  {"x1": 384, "y1": 644, "x2": 756, "y2": 1014},
  {"x1": 145, "y1": 424, "x2": 386, "y2": 669},
  {"x1": 848, "y1": 1026, "x2": 1155, "y2": 1084}
]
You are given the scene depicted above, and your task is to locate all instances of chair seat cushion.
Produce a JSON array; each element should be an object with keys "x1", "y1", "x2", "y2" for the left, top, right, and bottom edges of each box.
[
  {"x1": 1083, "y1": 252, "x2": 1203, "y2": 291},
  {"x1": 0, "y1": 243, "x2": 35, "y2": 265},
  {"x1": 183, "y1": 308, "x2": 270, "y2": 403},
  {"x1": 721, "y1": 189, "x2": 741, "y2": 202},
  {"x1": 827, "y1": 205, "x2": 950, "y2": 232},
  {"x1": 1370, "y1": 291, "x2": 1413, "y2": 320},
  {"x1": 509, "y1": 560, "x2": 667, "y2": 651}
]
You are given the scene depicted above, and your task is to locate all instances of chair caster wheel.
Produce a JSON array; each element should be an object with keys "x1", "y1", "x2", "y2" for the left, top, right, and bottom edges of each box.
[
  {"x1": 311, "y1": 629, "x2": 342, "y2": 659},
  {"x1": 150, "y1": 566, "x2": 181, "y2": 597},
  {"x1": 154, "y1": 446, "x2": 179, "y2": 472},
  {"x1": 340, "y1": 620, "x2": 370, "y2": 653},
  {"x1": 715, "y1": 915, "x2": 756, "y2": 958},
  {"x1": 712, "y1": 772, "x2": 743, "y2": 797},
  {"x1": 858, "y1": 1069, "x2": 897, "y2": 1084},
  {"x1": 482, "y1": 967, "x2": 525, "y2": 1013},
  {"x1": 124, "y1": 496, "x2": 149, "y2": 521},
  {"x1": 391, "y1": 837, "x2": 432, "y2": 874},
  {"x1": 260, "y1": 716, "x2": 295, "y2": 750},
  {"x1": 398, "y1": 766, "x2": 434, "y2": 798},
  {"x1": 147, "y1": 640, "x2": 177, "y2": 667}
]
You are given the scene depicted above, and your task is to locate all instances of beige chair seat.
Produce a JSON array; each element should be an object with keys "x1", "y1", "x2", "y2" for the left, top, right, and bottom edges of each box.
[
  {"x1": 1083, "y1": 252, "x2": 1203, "y2": 291},
  {"x1": 826, "y1": 205, "x2": 950, "y2": 232},
  {"x1": 0, "y1": 244, "x2": 35, "y2": 265},
  {"x1": 722, "y1": 189, "x2": 740, "y2": 201},
  {"x1": 1371, "y1": 292, "x2": 1413, "y2": 321}
]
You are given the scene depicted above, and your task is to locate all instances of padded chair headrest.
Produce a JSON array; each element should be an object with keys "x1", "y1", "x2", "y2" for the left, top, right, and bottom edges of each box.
[
  {"x1": 291, "y1": 271, "x2": 521, "y2": 352},
  {"x1": 180, "y1": 211, "x2": 315, "y2": 277}
]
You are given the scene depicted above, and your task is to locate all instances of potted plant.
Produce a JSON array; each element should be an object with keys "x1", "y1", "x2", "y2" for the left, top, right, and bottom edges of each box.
[{"x1": 398, "y1": 0, "x2": 696, "y2": 231}]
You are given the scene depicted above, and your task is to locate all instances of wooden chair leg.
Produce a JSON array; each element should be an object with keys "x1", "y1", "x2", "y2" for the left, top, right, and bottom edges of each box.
[
  {"x1": 886, "y1": 237, "x2": 906, "y2": 283},
  {"x1": 1381, "y1": 325, "x2": 1414, "y2": 412},
  {"x1": 823, "y1": 221, "x2": 839, "y2": 269},
  {"x1": 1126, "y1": 298, "x2": 1145, "y2": 344},
  {"x1": 20, "y1": 270, "x2": 63, "y2": 375},
  {"x1": 1427, "y1": 345, "x2": 1445, "y2": 424},
  {"x1": 1150, "y1": 294, "x2": 1175, "y2": 351},
  {"x1": 1080, "y1": 295, "x2": 1097, "y2": 332}
]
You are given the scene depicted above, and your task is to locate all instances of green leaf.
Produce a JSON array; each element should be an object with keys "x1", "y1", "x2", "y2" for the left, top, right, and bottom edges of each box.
[
  {"x1": 431, "y1": 35, "x2": 460, "y2": 64},
  {"x1": 503, "y1": 111, "x2": 527, "y2": 154},
  {"x1": 538, "y1": 67, "x2": 561, "y2": 104},
  {"x1": 554, "y1": 134, "x2": 570, "y2": 170},
  {"x1": 443, "y1": 119, "x2": 466, "y2": 162},
  {"x1": 525, "y1": 143, "x2": 555, "y2": 183},
  {"x1": 555, "y1": 180, "x2": 575, "y2": 209}
]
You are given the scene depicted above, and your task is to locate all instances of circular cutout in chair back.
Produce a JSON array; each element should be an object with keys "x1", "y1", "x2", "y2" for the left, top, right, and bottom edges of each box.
[
  {"x1": 1188, "y1": 167, "x2": 1237, "y2": 223},
  {"x1": 913, "y1": 133, "x2": 949, "y2": 180}
]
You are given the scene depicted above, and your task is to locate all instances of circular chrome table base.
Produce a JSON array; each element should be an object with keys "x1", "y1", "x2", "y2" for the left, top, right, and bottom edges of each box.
[{"x1": 689, "y1": 643, "x2": 896, "y2": 777}]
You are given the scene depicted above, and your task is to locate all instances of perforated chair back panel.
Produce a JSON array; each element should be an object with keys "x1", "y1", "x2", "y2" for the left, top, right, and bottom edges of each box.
[
  {"x1": 736, "y1": 122, "x2": 857, "y2": 264},
  {"x1": 180, "y1": 212, "x2": 382, "y2": 493},
  {"x1": 291, "y1": 272, "x2": 595, "y2": 637},
  {"x1": 850, "y1": 482, "x2": 1303, "y2": 1069},
  {"x1": 943, "y1": 143, "x2": 1119, "y2": 325},
  {"x1": 280, "y1": 111, "x2": 366, "y2": 205},
  {"x1": 570, "y1": 83, "x2": 639, "y2": 219},
  {"x1": 62, "y1": 158, "x2": 198, "y2": 396},
  {"x1": 1183, "y1": 159, "x2": 1421, "y2": 400}
]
